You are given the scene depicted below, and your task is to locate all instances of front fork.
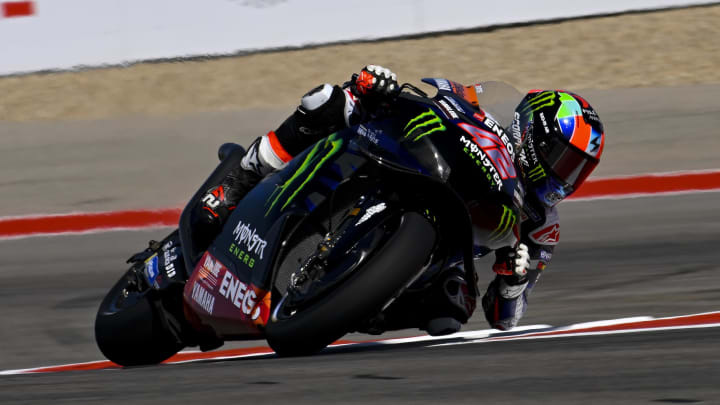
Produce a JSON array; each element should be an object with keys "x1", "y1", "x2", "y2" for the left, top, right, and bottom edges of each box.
[{"x1": 280, "y1": 194, "x2": 405, "y2": 313}]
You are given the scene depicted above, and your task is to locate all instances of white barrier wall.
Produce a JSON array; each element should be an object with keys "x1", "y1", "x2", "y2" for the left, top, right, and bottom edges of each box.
[{"x1": 0, "y1": 0, "x2": 716, "y2": 75}]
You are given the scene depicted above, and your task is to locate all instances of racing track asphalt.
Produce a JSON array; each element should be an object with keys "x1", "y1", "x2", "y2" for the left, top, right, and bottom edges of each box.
[{"x1": 0, "y1": 85, "x2": 719, "y2": 403}]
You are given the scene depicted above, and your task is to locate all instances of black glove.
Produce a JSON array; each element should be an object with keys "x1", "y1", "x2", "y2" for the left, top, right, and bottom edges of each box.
[
  {"x1": 350, "y1": 65, "x2": 399, "y2": 98},
  {"x1": 492, "y1": 243, "x2": 531, "y2": 282}
]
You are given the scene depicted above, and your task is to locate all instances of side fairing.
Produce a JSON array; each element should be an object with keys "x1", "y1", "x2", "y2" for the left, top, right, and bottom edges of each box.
[
  {"x1": 183, "y1": 250, "x2": 271, "y2": 338},
  {"x1": 183, "y1": 132, "x2": 365, "y2": 338},
  {"x1": 395, "y1": 89, "x2": 522, "y2": 250},
  {"x1": 216, "y1": 132, "x2": 362, "y2": 285}
]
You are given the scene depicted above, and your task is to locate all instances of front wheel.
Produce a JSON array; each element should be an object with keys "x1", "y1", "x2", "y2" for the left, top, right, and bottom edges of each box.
[
  {"x1": 94, "y1": 270, "x2": 184, "y2": 366},
  {"x1": 265, "y1": 211, "x2": 436, "y2": 356}
]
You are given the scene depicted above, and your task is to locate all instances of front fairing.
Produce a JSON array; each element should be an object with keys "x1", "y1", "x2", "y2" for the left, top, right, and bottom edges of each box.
[
  {"x1": 390, "y1": 92, "x2": 519, "y2": 196},
  {"x1": 353, "y1": 91, "x2": 523, "y2": 250},
  {"x1": 352, "y1": 112, "x2": 451, "y2": 182}
]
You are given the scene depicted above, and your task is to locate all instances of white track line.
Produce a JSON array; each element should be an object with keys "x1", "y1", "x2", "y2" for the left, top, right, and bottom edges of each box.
[{"x1": 2, "y1": 312, "x2": 719, "y2": 376}]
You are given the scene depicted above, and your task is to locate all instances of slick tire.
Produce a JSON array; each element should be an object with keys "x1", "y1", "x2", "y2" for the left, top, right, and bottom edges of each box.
[
  {"x1": 95, "y1": 274, "x2": 183, "y2": 366},
  {"x1": 266, "y1": 211, "x2": 435, "y2": 356}
]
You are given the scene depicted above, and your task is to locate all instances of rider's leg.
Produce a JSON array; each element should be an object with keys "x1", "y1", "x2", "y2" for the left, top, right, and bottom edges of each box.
[
  {"x1": 272, "y1": 83, "x2": 357, "y2": 156},
  {"x1": 190, "y1": 83, "x2": 356, "y2": 250},
  {"x1": 189, "y1": 133, "x2": 288, "y2": 251},
  {"x1": 357, "y1": 266, "x2": 476, "y2": 336},
  {"x1": 422, "y1": 267, "x2": 477, "y2": 336}
]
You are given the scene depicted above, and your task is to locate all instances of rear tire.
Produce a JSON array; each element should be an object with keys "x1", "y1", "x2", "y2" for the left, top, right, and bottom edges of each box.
[
  {"x1": 95, "y1": 273, "x2": 183, "y2": 366},
  {"x1": 265, "y1": 211, "x2": 435, "y2": 356}
]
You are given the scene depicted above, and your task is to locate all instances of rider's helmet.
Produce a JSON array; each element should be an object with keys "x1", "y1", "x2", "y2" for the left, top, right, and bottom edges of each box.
[{"x1": 511, "y1": 90, "x2": 605, "y2": 207}]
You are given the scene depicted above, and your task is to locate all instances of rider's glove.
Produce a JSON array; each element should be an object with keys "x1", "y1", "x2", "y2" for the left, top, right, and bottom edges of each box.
[
  {"x1": 350, "y1": 65, "x2": 399, "y2": 98},
  {"x1": 492, "y1": 243, "x2": 531, "y2": 281}
]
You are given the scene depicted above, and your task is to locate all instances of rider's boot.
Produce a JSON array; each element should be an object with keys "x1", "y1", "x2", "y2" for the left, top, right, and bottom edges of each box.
[
  {"x1": 423, "y1": 267, "x2": 477, "y2": 336},
  {"x1": 189, "y1": 133, "x2": 292, "y2": 251}
]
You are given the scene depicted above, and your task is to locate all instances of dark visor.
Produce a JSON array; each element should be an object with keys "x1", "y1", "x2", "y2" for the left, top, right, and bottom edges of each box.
[{"x1": 538, "y1": 137, "x2": 598, "y2": 192}]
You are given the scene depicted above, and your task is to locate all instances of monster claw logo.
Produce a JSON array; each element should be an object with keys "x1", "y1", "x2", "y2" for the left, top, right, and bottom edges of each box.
[
  {"x1": 404, "y1": 109, "x2": 446, "y2": 141},
  {"x1": 489, "y1": 205, "x2": 517, "y2": 242},
  {"x1": 521, "y1": 91, "x2": 556, "y2": 113},
  {"x1": 265, "y1": 133, "x2": 343, "y2": 216},
  {"x1": 527, "y1": 164, "x2": 547, "y2": 182}
]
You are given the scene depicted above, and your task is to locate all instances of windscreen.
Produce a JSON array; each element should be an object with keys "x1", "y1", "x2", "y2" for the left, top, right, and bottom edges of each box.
[{"x1": 472, "y1": 81, "x2": 524, "y2": 128}]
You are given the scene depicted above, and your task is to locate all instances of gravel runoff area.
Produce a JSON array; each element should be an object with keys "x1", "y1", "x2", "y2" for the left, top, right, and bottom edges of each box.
[{"x1": 1, "y1": 4, "x2": 719, "y2": 122}]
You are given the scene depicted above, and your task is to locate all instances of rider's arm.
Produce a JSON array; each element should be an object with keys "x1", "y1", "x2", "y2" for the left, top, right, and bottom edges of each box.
[
  {"x1": 482, "y1": 205, "x2": 557, "y2": 330},
  {"x1": 517, "y1": 205, "x2": 559, "y2": 288}
]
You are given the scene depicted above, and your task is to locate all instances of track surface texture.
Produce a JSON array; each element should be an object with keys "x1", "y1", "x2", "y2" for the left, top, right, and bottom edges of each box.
[{"x1": 2, "y1": 7, "x2": 720, "y2": 403}]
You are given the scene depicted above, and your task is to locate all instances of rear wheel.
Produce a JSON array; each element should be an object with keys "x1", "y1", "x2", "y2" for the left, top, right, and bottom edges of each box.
[
  {"x1": 95, "y1": 270, "x2": 183, "y2": 366},
  {"x1": 265, "y1": 211, "x2": 435, "y2": 356}
]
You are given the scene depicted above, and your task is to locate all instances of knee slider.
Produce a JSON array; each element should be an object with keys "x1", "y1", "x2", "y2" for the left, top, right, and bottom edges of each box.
[
  {"x1": 301, "y1": 83, "x2": 335, "y2": 111},
  {"x1": 296, "y1": 84, "x2": 347, "y2": 128},
  {"x1": 274, "y1": 84, "x2": 350, "y2": 157}
]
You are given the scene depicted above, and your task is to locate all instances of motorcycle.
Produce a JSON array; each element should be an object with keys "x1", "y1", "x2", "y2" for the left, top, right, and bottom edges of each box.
[{"x1": 95, "y1": 79, "x2": 524, "y2": 366}]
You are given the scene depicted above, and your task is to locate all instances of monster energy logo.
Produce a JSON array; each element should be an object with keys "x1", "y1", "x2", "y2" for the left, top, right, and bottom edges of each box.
[
  {"x1": 404, "y1": 109, "x2": 446, "y2": 141},
  {"x1": 265, "y1": 133, "x2": 343, "y2": 216},
  {"x1": 521, "y1": 91, "x2": 556, "y2": 113},
  {"x1": 489, "y1": 205, "x2": 517, "y2": 242},
  {"x1": 527, "y1": 164, "x2": 546, "y2": 181}
]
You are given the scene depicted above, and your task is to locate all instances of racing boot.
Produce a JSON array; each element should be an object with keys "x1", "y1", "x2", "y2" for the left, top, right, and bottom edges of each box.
[
  {"x1": 423, "y1": 267, "x2": 477, "y2": 336},
  {"x1": 190, "y1": 133, "x2": 291, "y2": 251}
]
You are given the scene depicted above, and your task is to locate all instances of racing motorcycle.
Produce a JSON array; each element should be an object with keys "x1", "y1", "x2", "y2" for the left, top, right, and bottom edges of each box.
[{"x1": 95, "y1": 79, "x2": 524, "y2": 366}]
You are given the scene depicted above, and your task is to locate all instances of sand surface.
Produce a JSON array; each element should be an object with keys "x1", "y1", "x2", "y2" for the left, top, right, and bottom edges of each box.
[{"x1": 1, "y1": 5, "x2": 719, "y2": 121}]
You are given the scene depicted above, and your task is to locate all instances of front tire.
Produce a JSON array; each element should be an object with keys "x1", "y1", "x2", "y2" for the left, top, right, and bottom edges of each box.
[
  {"x1": 95, "y1": 272, "x2": 183, "y2": 366},
  {"x1": 265, "y1": 211, "x2": 435, "y2": 356}
]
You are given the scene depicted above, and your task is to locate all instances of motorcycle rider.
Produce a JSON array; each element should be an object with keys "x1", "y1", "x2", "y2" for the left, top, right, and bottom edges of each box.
[{"x1": 192, "y1": 65, "x2": 605, "y2": 335}]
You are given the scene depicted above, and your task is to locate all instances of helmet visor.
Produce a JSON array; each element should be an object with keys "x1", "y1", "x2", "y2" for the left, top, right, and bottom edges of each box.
[{"x1": 538, "y1": 137, "x2": 598, "y2": 192}]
